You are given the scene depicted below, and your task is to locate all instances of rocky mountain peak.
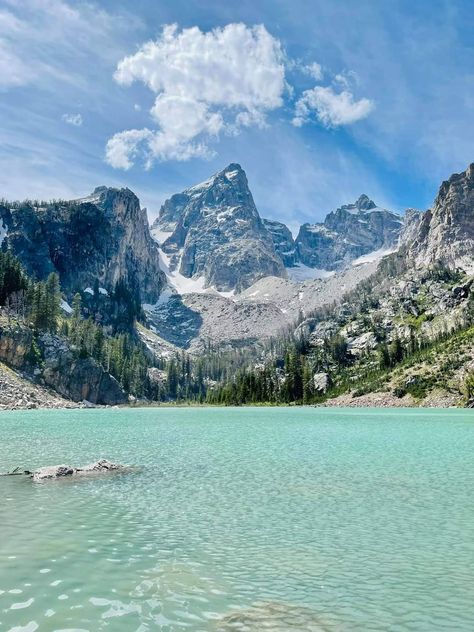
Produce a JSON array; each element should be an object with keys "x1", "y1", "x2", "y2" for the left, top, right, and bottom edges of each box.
[
  {"x1": 328, "y1": 194, "x2": 378, "y2": 221},
  {"x1": 296, "y1": 196, "x2": 402, "y2": 271},
  {"x1": 355, "y1": 194, "x2": 377, "y2": 211},
  {"x1": 152, "y1": 164, "x2": 285, "y2": 293}
]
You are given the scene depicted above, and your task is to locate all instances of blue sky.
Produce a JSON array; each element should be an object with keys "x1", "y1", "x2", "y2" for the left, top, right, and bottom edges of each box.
[{"x1": 0, "y1": 0, "x2": 473, "y2": 232}]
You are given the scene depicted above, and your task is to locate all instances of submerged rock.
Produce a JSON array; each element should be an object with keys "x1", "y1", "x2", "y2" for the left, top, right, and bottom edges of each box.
[
  {"x1": 216, "y1": 600, "x2": 333, "y2": 631},
  {"x1": 32, "y1": 459, "x2": 127, "y2": 481},
  {"x1": 76, "y1": 459, "x2": 124, "y2": 473}
]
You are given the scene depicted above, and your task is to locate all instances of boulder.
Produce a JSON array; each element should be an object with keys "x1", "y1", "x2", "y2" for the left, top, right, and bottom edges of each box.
[{"x1": 313, "y1": 372, "x2": 329, "y2": 393}]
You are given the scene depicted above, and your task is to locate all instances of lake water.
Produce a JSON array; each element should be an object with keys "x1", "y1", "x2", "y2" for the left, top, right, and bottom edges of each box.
[{"x1": 1, "y1": 407, "x2": 474, "y2": 631}]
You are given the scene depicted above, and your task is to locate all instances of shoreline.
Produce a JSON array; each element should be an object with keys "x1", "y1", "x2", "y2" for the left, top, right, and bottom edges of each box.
[{"x1": 1, "y1": 359, "x2": 464, "y2": 411}]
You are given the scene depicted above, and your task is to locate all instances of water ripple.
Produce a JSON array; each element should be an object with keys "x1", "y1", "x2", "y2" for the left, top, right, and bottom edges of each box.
[{"x1": 1, "y1": 407, "x2": 474, "y2": 630}]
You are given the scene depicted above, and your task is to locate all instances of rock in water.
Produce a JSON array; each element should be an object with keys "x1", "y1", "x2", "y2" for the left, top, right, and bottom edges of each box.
[
  {"x1": 32, "y1": 460, "x2": 126, "y2": 481},
  {"x1": 32, "y1": 465, "x2": 75, "y2": 481},
  {"x1": 76, "y1": 459, "x2": 123, "y2": 473}
]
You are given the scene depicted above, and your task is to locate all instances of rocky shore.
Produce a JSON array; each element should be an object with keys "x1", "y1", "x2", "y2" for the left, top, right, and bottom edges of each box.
[
  {"x1": 322, "y1": 389, "x2": 460, "y2": 408},
  {"x1": 0, "y1": 361, "x2": 79, "y2": 410}
]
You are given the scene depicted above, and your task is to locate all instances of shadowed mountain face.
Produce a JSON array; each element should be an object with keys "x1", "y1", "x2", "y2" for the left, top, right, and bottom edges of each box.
[
  {"x1": 405, "y1": 163, "x2": 474, "y2": 273},
  {"x1": 151, "y1": 164, "x2": 286, "y2": 293},
  {"x1": 262, "y1": 219, "x2": 296, "y2": 267},
  {"x1": 0, "y1": 186, "x2": 165, "y2": 303},
  {"x1": 295, "y1": 195, "x2": 403, "y2": 270}
]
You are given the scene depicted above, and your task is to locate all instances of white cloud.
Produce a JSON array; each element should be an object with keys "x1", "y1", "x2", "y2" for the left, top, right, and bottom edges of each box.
[
  {"x1": 302, "y1": 61, "x2": 323, "y2": 81},
  {"x1": 333, "y1": 70, "x2": 358, "y2": 90},
  {"x1": 293, "y1": 86, "x2": 374, "y2": 128},
  {"x1": 62, "y1": 112, "x2": 83, "y2": 126},
  {"x1": 105, "y1": 128, "x2": 153, "y2": 170},
  {"x1": 106, "y1": 23, "x2": 286, "y2": 168}
]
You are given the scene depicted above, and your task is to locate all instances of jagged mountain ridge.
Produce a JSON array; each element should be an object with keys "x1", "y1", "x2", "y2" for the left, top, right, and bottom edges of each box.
[
  {"x1": 152, "y1": 163, "x2": 406, "y2": 294},
  {"x1": 0, "y1": 186, "x2": 165, "y2": 303}
]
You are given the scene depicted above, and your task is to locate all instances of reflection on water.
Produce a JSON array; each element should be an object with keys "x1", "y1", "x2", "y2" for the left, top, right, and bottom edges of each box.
[{"x1": 1, "y1": 406, "x2": 474, "y2": 631}]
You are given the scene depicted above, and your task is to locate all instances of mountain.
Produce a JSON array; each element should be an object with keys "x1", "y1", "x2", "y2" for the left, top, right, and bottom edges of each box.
[
  {"x1": 406, "y1": 163, "x2": 474, "y2": 272},
  {"x1": 0, "y1": 186, "x2": 165, "y2": 303},
  {"x1": 2, "y1": 159, "x2": 474, "y2": 409},
  {"x1": 295, "y1": 194, "x2": 403, "y2": 270},
  {"x1": 151, "y1": 164, "x2": 286, "y2": 293}
]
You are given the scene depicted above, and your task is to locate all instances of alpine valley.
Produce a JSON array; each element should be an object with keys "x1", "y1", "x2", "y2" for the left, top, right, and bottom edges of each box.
[{"x1": 1, "y1": 161, "x2": 474, "y2": 408}]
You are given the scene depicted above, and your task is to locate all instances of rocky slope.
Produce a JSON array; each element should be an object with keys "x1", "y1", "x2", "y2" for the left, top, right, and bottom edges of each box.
[
  {"x1": 145, "y1": 260, "x2": 379, "y2": 352},
  {"x1": 406, "y1": 163, "x2": 474, "y2": 272},
  {"x1": 295, "y1": 194, "x2": 402, "y2": 270},
  {"x1": 0, "y1": 361, "x2": 80, "y2": 410},
  {"x1": 322, "y1": 320, "x2": 474, "y2": 409},
  {"x1": 0, "y1": 187, "x2": 165, "y2": 303},
  {"x1": 151, "y1": 164, "x2": 286, "y2": 292}
]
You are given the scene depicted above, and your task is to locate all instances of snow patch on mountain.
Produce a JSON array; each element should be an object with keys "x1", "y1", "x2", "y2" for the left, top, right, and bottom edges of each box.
[
  {"x1": 151, "y1": 227, "x2": 173, "y2": 245},
  {"x1": 287, "y1": 264, "x2": 335, "y2": 281},
  {"x1": 150, "y1": 243, "x2": 236, "y2": 304},
  {"x1": 352, "y1": 247, "x2": 397, "y2": 266}
]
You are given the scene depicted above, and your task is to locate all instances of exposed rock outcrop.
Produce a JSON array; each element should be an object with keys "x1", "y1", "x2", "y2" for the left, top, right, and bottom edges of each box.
[
  {"x1": 0, "y1": 360, "x2": 79, "y2": 410},
  {"x1": 39, "y1": 333, "x2": 127, "y2": 405},
  {"x1": 0, "y1": 326, "x2": 126, "y2": 405},
  {"x1": 406, "y1": 163, "x2": 474, "y2": 272}
]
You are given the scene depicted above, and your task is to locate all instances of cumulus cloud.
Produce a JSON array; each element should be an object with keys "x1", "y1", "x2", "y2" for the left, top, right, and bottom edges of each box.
[
  {"x1": 293, "y1": 86, "x2": 374, "y2": 128},
  {"x1": 105, "y1": 129, "x2": 155, "y2": 170},
  {"x1": 62, "y1": 112, "x2": 83, "y2": 126},
  {"x1": 106, "y1": 23, "x2": 286, "y2": 168}
]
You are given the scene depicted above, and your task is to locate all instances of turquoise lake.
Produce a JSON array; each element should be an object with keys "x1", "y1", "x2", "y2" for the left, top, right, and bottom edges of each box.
[{"x1": 1, "y1": 407, "x2": 474, "y2": 631}]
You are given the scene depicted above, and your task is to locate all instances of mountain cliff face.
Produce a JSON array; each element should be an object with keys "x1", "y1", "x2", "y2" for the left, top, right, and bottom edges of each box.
[
  {"x1": 295, "y1": 195, "x2": 403, "y2": 270},
  {"x1": 0, "y1": 187, "x2": 165, "y2": 302},
  {"x1": 262, "y1": 219, "x2": 296, "y2": 267},
  {"x1": 406, "y1": 163, "x2": 474, "y2": 272},
  {"x1": 151, "y1": 164, "x2": 286, "y2": 292}
]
